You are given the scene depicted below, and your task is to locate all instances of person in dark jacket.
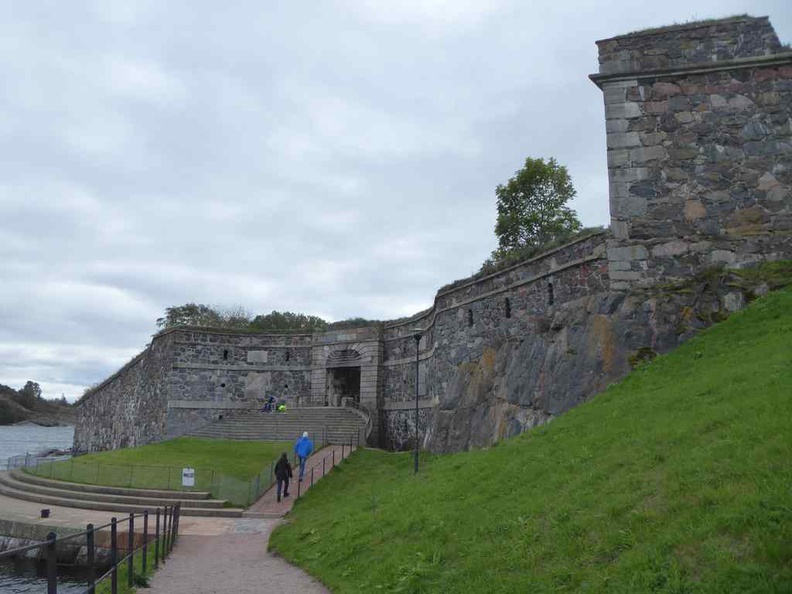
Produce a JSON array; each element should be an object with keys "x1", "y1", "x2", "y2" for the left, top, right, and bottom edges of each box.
[{"x1": 274, "y1": 452, "x2": 292, "y2": 502}]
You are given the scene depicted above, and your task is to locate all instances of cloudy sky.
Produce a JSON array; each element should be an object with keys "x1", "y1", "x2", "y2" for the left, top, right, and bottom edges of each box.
[{"x1": 1, "y1": 1, "x2": 790, "y2": 402}]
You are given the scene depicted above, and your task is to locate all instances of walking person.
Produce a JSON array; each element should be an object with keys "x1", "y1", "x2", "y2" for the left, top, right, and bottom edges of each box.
[
  {"x1": 294, "y1": 431, "x2": 314, "y2": 482},
  {"x1": 274, "y1": 452, "x2": 292, "y2": 503}
]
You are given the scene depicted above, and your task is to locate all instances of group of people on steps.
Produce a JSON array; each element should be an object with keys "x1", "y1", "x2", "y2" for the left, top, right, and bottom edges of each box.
[{"x1": 274, "y1": 431, "x2": 314, "y2": 502}]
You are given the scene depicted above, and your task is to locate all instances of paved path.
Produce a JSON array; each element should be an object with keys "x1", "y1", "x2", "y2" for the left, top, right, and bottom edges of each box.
[
  {"x1": 0, "y1": 444, "x2": 356, "y2": 593},
  {"x1": 246, "y1": 444, "x2": 354, "y2": 518},
  {"x1": 146, "y1": 519, "x2": 329, "y2": 594}
]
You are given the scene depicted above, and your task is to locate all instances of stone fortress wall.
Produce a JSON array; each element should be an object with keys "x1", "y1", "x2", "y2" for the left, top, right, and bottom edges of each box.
[{"x1": 75, "y1": 16, "x2": 791, "y2": 454}]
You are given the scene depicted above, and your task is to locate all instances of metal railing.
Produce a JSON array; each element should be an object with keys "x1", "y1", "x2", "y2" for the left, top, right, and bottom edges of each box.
[
  {"x1": 341, "y1": 397, "x2": 373, "y2": 443},
  {"x1": 6, "y1": 451, "x2": 72, "y2": 471},
  {"x1": 0, "y1": 504, "x2": 180, "y2": 594},
  {"x1": 294, "y1": 431, "x2": 361, "y2": 500},
  {"x1": 22, "y1": 427, "x2": 363, "y2": 508}
]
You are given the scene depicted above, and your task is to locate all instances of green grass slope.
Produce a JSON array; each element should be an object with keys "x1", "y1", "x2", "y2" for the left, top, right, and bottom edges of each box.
[{"x1": 270, "y1": 289, "x2": 792, "y2": 593}]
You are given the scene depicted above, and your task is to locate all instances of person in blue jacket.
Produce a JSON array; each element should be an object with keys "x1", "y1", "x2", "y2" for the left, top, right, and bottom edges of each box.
[{"x1": 293, "y1": 431, "x2": 314, "y2": 481}]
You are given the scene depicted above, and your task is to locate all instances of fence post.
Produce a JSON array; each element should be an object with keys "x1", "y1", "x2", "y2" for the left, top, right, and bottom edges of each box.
[
  {"x1": 154, "y1": 508, "x2": 160, "y2": 568},
  {"x1": 173, "y1": 501, "x2": 181, "y2": 542},
  {"x1": 70, "y1": 458, "x2": 74, "y2": 480},
  {"x1": 322, "y1": 457, "x2": 326, "y2": 477},
  {"x1": 86, "y1": 523, "x2": 96, "y2": 594},
  {"x1": 332, "y1": 449, "x2": 335, "y2": 468},
  {"x1": 111, "y1": 517, "x2": 118, "y2": 594},
  {"x1": 164, "y1": 506, "x2": 171, "y2": 555},
  {"x1": 46, "y1": 531, "x2": 57, "y2": 594},
  {"x1": 127, "y1": 513, "x2": 134, "y2": 587},
  {"x1": 311, "y1": 467, "x2": 314, "y2": 487},
  {"x1": 142, "y1": 511, "x2": 149, "y2": 575},
  {"x1": 297, "y1": 476, "x2": 301, "y2": 499},
  {"x1": 342, "y1": 442, "x2": 345, "y2": 459}
]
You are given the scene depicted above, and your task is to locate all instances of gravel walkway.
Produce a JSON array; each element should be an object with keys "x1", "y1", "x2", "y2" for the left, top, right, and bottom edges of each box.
[{"x1": 146, "y1": 518, "x2": 329, "y2": 594}]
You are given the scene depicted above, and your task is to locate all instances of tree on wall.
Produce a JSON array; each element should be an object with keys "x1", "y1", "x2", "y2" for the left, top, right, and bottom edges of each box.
[
  {"x1": 491, "y1": 157, "x2": 582, "y2": 261},
  {"x1": 249, "y1": 311, "x2": 328, "y2": 332},
  {"x1": 156, "y1": 303, "x2": 251, "y2": 330}
]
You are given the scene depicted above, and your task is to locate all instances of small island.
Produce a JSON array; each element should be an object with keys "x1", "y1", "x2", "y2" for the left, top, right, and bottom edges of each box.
[{"x1": 0, "y1": 382, "x2": 75, "y2": 426}]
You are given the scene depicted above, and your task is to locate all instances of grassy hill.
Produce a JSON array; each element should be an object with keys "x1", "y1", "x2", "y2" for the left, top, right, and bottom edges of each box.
[{"x1": 270, "y1": 288, "x2": 792, "y2": 593}]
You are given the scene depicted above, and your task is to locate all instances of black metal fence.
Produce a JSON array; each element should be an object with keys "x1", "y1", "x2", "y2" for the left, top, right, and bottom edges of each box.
[
  {"x1": 23, "y1": 429, "x2": 365, "y2": 507},
  {"x1": 294, "y1": 433, "x2": 359, "y2": 500},
  {"x1": 0, "y1": 504, "x2": 180, "y2": 594}
]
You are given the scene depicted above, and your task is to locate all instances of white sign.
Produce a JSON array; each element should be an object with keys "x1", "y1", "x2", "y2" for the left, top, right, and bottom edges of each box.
[{"x1": 182, "y1": 467, "x2": 195, "y2": 487}]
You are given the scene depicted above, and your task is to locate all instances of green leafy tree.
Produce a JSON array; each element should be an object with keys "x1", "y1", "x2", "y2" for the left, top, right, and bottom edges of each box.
[
  {"x1": 156, "y1": 303, "x2": 250, "y2": 330},
  {"x1": 249, "y1": 311, "x2": 328, "y2": 332},
  {"x1": 492, "y1": 157, "x2": 582, "y2": 260}
]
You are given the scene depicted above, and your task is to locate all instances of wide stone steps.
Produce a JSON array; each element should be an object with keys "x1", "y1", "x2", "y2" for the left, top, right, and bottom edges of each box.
[
  {"x1": 188, "y1": 408, "x2": 367, "y2": 443},
  {"x1": 0, "y1": 471, "x2": 243, "y2": 517}
]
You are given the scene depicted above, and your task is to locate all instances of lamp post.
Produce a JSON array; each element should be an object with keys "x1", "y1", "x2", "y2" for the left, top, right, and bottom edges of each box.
[{"x1": 412, "y1": 331, "x2": 421, "y2": 474}]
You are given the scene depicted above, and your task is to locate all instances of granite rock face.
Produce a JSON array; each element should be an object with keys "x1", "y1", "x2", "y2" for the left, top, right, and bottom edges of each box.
[{"x1": 425, "y1": 275, "x2": 752, "y2": 452}]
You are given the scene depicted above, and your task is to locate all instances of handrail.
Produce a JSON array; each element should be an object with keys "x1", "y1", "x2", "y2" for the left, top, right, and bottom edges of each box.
[
  {"x1": 341, "y1": 398, "x2": 373, "y2": 444},
  {"x1": 0, "y1": 503, "x2": 181, "y2": 593}
]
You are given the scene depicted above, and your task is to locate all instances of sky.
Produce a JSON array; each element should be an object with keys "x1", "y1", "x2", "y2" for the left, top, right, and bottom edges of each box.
[{"x1": 1, "y1": 1, "x2": 790, "y2": 402}]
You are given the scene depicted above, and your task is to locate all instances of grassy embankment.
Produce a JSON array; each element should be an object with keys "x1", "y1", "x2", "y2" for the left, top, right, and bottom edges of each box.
[
  {"x1": 270, "y1": 288, "x2": 792, "y2": 593},
  {"x1": 30, "y1": 438, "x2": 291, "y2": 506}
]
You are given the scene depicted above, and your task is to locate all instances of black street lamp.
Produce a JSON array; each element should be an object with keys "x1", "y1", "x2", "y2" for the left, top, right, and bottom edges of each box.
[{"x1": 412, "y1": 330, "x2": 421, "y2": 474}]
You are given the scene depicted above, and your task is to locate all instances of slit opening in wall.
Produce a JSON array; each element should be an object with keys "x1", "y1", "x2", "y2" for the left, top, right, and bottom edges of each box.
[
  {"x1": 548, "y1": 282, "x2": 554, "y2": 306},
  {"x1": 223, "y1": 349, "x2": 228, "y2": 360},
  {"x1": 467, "y1": 309, "x2": 473, "y2": 327},
  {"x1": 504, "y1": 297, "x2": 511, "y2": 318},
  {"x1": 285, "y1": 351, "x2": 290, "y2": 362}
]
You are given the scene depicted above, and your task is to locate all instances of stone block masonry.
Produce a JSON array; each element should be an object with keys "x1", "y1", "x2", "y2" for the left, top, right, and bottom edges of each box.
[
  {"x1": 591, "y1": 15, "x2": 792, "y2": 290},
  {"x1": 76, "y1": 16, "x2": 792, "y2": 455}
]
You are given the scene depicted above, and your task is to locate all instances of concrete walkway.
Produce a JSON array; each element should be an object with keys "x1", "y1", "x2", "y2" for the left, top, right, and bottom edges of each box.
[{"x1": 146, "y1": 519, "x2": 329, "y2": 594}]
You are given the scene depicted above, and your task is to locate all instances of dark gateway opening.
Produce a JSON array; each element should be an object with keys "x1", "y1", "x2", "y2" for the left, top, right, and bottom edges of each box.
[{"x1": 327, "y1": 367, "x2": 361, "y2": 406}]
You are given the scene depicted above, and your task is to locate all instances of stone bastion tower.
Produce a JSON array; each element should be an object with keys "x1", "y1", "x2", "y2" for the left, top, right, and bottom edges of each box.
[
  {"x1": 75, "y1": 16, "x2": 791, "y2": 455},
  {"x1": 590, "y1": 15, "x2": 791, "y2": 288}
]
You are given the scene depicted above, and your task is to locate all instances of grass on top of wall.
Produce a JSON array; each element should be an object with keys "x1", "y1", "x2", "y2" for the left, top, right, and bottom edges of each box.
[{"x1": 269, "y1": 288, "x2": 792, "y2": 593}]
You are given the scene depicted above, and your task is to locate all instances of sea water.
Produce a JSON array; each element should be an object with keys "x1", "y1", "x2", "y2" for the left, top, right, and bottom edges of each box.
[
  {"x1": 0, "y1": 425, "x2": 80, "y2": 592},
  {"x1": 0, "y1": 425, "x2": 74, "y2": 469}
]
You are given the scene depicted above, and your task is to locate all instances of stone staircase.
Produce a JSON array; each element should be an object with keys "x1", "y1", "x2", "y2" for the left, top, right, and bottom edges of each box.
[
  {"x1": 0, "y1": 470, "x2": 243, "y2": 517},
  {"x1": 187, "y1": 407, "x2": 368, "y2": 445}
]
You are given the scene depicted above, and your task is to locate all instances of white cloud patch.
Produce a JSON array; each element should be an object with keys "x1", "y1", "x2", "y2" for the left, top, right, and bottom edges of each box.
[{"x1": 1, "y1": 0, "x2": 790, "y2": 400}]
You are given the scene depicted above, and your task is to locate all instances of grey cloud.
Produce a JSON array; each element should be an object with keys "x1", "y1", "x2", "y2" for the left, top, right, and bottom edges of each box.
[{"x1": 2, "y1": 0, "x2": 790, "y2": 400}]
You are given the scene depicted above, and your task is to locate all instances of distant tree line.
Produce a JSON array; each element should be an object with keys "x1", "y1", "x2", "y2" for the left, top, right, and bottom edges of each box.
[
  {"x1": 0, "y1": 381, "x2": 71, "y2": 425},
  {"x1": 156, "y1": 303, "x2": 379, "y2": 333}
]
